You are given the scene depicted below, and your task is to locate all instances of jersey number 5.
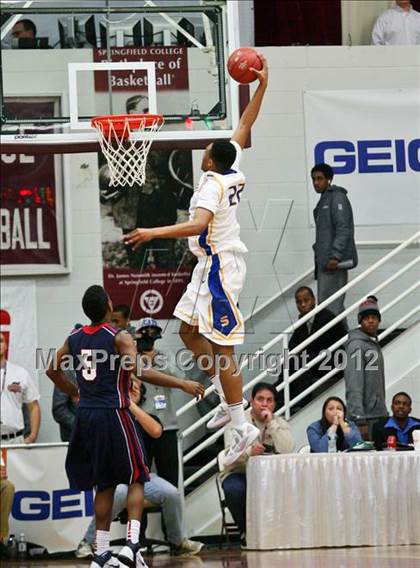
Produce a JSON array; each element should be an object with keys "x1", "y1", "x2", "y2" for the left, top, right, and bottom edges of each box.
[
  {"x1": 81, "y1": 349, "x2": 97, "y2": 381},
  {"x1": 228, "y1": 183, "x2": 244, "y2": 207}
]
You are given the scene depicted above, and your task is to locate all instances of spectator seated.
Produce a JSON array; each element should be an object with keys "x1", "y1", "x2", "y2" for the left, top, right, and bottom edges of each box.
[{"x1": 373, "y1": 392, "x2": 420, "y2": 450}]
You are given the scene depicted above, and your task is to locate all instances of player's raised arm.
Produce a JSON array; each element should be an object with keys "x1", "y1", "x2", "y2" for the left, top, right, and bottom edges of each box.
[
  {"x1": 141, "y1": 366, "x2": 204, "y2": 400},
  {"x1": 46, "y1": 339, "x2": 79, "y2": 400},
  {"x1": 231, "y1": 53, "x2": 268, "y2": 149}
]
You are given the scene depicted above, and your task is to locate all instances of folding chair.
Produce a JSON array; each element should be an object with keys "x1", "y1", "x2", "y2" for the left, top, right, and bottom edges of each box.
[{"x1": 215, "y1": 451, "x2": 241, "y2": 547}]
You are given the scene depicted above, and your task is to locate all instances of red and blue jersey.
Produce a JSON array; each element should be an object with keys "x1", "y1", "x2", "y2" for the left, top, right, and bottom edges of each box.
[{"x1": 67, "y1": 323, "x2": 131, "y2": 409}]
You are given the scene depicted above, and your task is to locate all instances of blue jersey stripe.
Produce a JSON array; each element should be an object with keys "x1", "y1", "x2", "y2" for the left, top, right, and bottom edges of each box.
[
  {"x1": 208, "y1": 254, "x2": 238, "y2": 336},
  {"x1": 198, "y1": 226, "x2": 212, "y2": 256}
]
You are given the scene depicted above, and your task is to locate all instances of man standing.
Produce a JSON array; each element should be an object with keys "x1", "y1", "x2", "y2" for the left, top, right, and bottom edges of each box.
[
  {"x1": 311, "y1": 163, "x2": 357, "y2": 317},
  {"x1": 0, "y1": 332, "x2": 41, "y2": 445},
  {"x1": 372, "y1": 392, "x2": 420, "y2": 450},
  {"x1": 76, "y1": 377, "x2": 203, "y2": 559},
  {"x1": 372, "y1": 0, "x2": 420, "y2": 45},
  {"x1": 220, "y1": 383, "x2": 294, "y2": 543},
  {"x1": 52, "y1": 370, "x2": 78, "y2": 442},
  {"x1": 111, "y1": 305, "x2": 136, "y2": 336},
  {"x1": 46, "y1": 285, "x2": 203, "y2": 568},
  {"x1": 344, "y1": 296, "x2": 387, "y2": 440},
  {"x1": 135, "y1": 318, "x2": 180, "y2": 487}
]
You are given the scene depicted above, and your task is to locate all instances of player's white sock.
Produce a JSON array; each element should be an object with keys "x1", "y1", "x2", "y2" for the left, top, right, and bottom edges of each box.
[
  {"x1": 210, "y1": 375, "x2": 225, "y2": 400},
  {"x1": 127, "y1": 519, "x2": 141, "y2": 544},
  {"x1": 229, "y1": 401, "x2": 246, "y2": 428},
  {"x1": 95, "y1": 530, "x2": 110, "y2": 555}
]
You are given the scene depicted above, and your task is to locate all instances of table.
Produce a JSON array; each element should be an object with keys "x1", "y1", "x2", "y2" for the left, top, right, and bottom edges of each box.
[{"x1": 246, "y1": 452, "x2": 420, "y2": 549}]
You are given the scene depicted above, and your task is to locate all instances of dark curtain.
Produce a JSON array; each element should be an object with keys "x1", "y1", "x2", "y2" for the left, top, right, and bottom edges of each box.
[{"x1": 255, "y1": 0, "x2": 341, "y2": 46}]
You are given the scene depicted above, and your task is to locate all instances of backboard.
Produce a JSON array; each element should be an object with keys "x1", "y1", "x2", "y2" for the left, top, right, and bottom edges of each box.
[{"x1": 0, "y1": 0, "x2": 241, "y2": 153}]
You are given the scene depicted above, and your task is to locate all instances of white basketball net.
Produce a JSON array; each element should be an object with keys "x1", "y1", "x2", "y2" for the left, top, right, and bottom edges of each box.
[{"x1": 93, "y1": 115, "x2": 163, "y2": 187}]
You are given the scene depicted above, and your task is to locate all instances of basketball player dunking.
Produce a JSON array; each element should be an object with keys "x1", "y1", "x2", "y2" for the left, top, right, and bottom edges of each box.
[
  {"x1": 123, "y1": 55, "x2": 268, "y2": 466},
  {"x1": 46, "y1": 285, "x2": 204, "y2": 568}
]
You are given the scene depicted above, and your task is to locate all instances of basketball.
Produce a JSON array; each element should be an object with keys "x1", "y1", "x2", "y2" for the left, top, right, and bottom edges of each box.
[{"x1": 227, "y1": 47, "x2": 263, "y2": 84}]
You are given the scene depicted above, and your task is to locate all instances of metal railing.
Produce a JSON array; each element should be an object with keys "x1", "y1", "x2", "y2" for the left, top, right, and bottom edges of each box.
[
  {"x1": 176, "y1": 230, "x2": 420, "y2": 491},
  {"x1": 176, "y1": 236, "x2": 420, "y2": 420}
]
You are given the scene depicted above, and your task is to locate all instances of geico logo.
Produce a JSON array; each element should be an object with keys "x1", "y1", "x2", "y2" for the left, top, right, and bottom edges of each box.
[
  {"x1": 314, "y1": 139, "x2": 420, "y2": 174},
  {"x1": 12, "y1": 489, "x2": 93, "y2": 521}
]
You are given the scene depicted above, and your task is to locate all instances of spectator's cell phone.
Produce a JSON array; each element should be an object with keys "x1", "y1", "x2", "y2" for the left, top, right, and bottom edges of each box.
[{"x1": 263, "y1": 444, "x2": 274, "y2": 454}]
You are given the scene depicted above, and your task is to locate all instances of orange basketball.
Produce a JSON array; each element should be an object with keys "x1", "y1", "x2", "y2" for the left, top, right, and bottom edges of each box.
[{"x1": 227, "y1": 48, "x2": 263, "y2": 84}]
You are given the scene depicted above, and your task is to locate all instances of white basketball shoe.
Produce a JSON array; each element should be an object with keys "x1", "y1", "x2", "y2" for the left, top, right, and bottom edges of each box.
[
  {"x1": 206, "y1": 397, "x2": 248, "y2": 430},
  {"x1": 222, "y1": 422, "x2": 260, "y2": 466}
]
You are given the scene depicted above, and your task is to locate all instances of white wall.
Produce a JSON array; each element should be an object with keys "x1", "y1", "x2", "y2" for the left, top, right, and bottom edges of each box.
[{"x1": 2, "y1": 45, "x2": 419, "y2": 442}]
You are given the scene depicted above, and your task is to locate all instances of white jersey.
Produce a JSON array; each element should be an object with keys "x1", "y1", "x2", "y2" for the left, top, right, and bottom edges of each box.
[{"x1": 188, "y1": 140, "x2": 248, "y2": 257}]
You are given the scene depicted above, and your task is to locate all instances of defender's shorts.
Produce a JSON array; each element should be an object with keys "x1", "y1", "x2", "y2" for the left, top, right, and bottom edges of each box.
[
  {"x1": 174, "y1": 251, "x2": 246, "y2": 345},
  {"x1": 66, "y1": 407, "x2": 149, "y2": 491}
]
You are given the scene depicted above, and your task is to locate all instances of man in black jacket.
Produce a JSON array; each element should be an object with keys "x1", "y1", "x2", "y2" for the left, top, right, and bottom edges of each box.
[
  {"x1": 372, "y1": 392, "x2": 420, "y2": 450},
  {"x1": 277, "y1": 286, "x2": 347, "y2": 409},
  {"x1": 312, "y1": 163, "x2": 358, "y2": 317},
  {"x1": 52, "y1": 370, "x2": 78, "y2": 442}
]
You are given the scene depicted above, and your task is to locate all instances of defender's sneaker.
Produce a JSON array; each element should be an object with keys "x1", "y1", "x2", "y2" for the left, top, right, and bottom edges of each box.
[
  {"x1": 89, "y1": 550, "x2": 119, "y2": 568},
  {"x1": 118, "y1": 540, "x2": 148, "y2": 568}
]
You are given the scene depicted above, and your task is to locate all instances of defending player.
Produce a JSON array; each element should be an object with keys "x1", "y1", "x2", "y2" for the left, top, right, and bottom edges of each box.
[
  {"x1": 46, "y1": 285, "x2": 204, "y2": 568},
  {"x1": 123, "y1": 55, "x2": 268, "y2": 466}
]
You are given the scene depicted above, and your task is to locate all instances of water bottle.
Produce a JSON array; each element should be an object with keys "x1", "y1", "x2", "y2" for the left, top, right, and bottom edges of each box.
[
  {"x1": 17, "y1": 533, "x2": 27, "y2": 560},
  {"x1": 328, "y1": 430, "x2": 337, "y2": 453},
  {"x1": 7, "y1": 534, "x2": 18, "y2": 560}
]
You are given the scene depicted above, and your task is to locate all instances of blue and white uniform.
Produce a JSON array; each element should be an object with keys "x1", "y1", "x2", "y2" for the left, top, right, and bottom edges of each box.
[
  {"x1": 174, "y1": 141, "x2": 247, "y2": 345},
  {"x1": 65, "y1": 323, "x2": 149, "y2": 491}
]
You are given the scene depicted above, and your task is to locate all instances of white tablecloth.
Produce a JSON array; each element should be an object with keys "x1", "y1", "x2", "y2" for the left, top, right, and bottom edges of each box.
[{"x1": 247, "y1": 452, "x2": 420, "y2": 549}]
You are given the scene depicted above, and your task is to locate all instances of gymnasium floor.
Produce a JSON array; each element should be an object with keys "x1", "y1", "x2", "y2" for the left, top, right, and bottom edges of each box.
[{"x1": 3, "y1": 546, "x2": 420, "y2": 568}]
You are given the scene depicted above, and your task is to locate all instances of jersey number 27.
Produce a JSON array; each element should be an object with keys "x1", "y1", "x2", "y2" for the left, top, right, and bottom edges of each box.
[{"x1": 228, "y1": 183, "x2": 244, "y2": 206}]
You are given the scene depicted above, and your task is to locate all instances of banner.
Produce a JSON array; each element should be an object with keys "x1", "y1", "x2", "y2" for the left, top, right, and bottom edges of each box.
[
  {"x1": 0, "y1": 99, "x2": 66, "y2": 274},
  {"x1": 0, "y1": 280, "x2": 37, "y2": 385},
  {"x1": 100, "y1": 150, "x2": 195, "y2": 319},
  {"x1": 304, "y1": 89, "x2": 420, "y2": 226},
  {"x1": 5, "y1": 446, "x2": 94, "y2": 553},
  {"x1": 4, "y1": 445, "x2": 165, "y2": 553},
  {"x1": 93, "y1": 47, "x2": 189, "y2": 91}
]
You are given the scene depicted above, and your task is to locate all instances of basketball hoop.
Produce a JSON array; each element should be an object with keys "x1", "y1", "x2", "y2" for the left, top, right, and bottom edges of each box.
[{"x1": 91, "y1": 113, "x2": 164, "y2": 187}]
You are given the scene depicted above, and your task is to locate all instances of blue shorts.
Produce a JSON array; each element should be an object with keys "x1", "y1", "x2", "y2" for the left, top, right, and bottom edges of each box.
[{"x1": 66, "y1": 407, "x2": 150, "y2": 491}]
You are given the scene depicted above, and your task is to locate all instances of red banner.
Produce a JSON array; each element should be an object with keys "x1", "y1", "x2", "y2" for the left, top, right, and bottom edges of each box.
[
  {"x1": 93, "y1": 47, "x2": 189, "y2": 92},
  {"x1": 104, "y1": 268, "x2": 192, "y2": 319},
  {"x1": 0, "y1": 101, "x2": 60, "y2": 266}
]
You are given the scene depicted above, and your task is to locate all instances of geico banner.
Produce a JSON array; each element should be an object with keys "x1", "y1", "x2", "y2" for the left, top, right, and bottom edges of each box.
[
  {"x1": 6, "y1": 446, "x2": 93, "y2": 553},
  {"x1": 304, "y1": 89, "x2": 420, "y2": 226}
]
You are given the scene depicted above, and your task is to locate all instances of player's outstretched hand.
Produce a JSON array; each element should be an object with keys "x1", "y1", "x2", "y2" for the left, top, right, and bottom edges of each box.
[
  {"x1": 250, "y1": 53, "x2": 268, "y2": 87},
  {"x1": 182, "y1": 379, "x2": 205, "y2": 400},
  {"x1": 122, "y1": 228, "x2": 154, "y2": 250}
]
